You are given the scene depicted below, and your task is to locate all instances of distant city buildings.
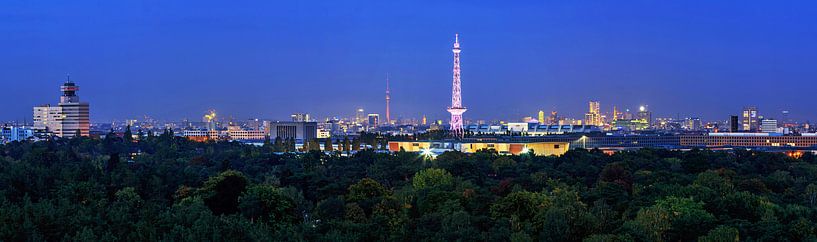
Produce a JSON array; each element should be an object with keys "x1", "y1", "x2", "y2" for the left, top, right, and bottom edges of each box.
[
  {"x1": 367, "y1": 114, "x2": 379, "y2": 127},
  {"x1": 742, "y1": 106, "x2": 759, "y2": 132},
  {"x1": 730, "y1": 115, "x2": 740, "y2": 132},
  {"x1": 584, "y1": 101, "x2": 602, "y2": 126},
  {"x1": 761, "y1": 119, "x2": 779, "y2": 133},
  {"x1": 636, "y1": 105, "x2": 652, "y2": 127},
  {"x1": 1, "y1": 126, "x2": 35, "y2": 143},
  {"x1": 291, "y1": 113, "x2": 310, "y2": 122},
  {"x1": 33, "y1": 77, "x2": 90, "y2": 138}
]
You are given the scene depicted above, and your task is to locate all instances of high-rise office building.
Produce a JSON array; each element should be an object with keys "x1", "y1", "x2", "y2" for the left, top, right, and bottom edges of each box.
[
  {"x1": 584, "y1": 101, "x2": 602, "y2": 126},
  {"x1": 636, "y1": 105, "x2": 652, "y2": 127},
  {"x1": 355, "y1": 108, "x2": 365, "y2": 124},
  {"x1": 538, "y1": 110, "x2": 545, "y2": 125},
  {"x1": 685, "y1": 117, "x2": 702, "y2": 131},
  {"x1": 33, "y1": 77, "x2": 90, "y2": 138},
  {"x1": 729, "y1": 115, "x2": 740, "y2": 132},
  {"x1": 368, "y1": 114, "x2": 380, "y2": 127},
  {"x1": 742, "y1": 106, "x2": 759, "y2": 131}
]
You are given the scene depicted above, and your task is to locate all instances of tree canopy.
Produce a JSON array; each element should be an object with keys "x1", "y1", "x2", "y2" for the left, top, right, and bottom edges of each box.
[{"x1": 1, "y1": 136, "x2": 816, "y2": 241}]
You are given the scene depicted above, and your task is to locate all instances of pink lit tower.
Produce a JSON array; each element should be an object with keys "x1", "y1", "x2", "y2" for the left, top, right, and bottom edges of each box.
[
  {"x1": 447, "y1": 34, "x2": 467, "y2": 137},
  {"x1": 385, "y1": 74, "x2": 391, "y2": 124}
]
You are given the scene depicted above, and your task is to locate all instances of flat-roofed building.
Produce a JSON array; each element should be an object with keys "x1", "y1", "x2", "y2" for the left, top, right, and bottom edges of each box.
[
  {"x1": 388, "y1": 140, "x2": 570, "y2": 156},
  {"x1": 33, "y1": 78, "x2": 90, "y2": 138},
  {"x1": 268, "y1": 121, "x2": 317, "y2": 143}
]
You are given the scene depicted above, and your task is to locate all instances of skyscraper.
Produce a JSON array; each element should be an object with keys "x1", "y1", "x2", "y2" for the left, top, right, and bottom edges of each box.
[
  {"x1": 538, "y1": 110, "x2": 545, "y2": 125},
  {"x1": 584, "y1": 101, "x2": 601, "y2": 126},
  {"x1": 368, "y1": 114, "x2": 379, "y2": 127},
  {"x1": 636, "y1": 105, "x2": 652, "y2": 127},
  {"x1": 33, "y1": 76, "x2": 90, "y2": 138},
  {"x1": 355, "y1": 108, "x2": 364, "y2": 124},
  {"x1": 742, "y1": 106, "x2": 759, "y2": 131},
  {"x1": 447, "y1": 34, "x2": 467, "y2": 137},
  {"x1": 729, "y1": 115, "x2": 740, "y2": 132}
]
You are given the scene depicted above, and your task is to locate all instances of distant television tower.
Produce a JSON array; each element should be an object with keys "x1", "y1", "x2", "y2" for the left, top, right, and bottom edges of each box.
[
  {"x1": 385, "y1": 74, "x2": 391, "y2": 124},
  {"x1": 447, "y1": 34, "x2": 467, "y2": 137}
]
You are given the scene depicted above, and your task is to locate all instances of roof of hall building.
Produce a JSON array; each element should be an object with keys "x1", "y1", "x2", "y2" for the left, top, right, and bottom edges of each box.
[{"x1": 465, "y1": 124, "x2": 602, "y2": 133}]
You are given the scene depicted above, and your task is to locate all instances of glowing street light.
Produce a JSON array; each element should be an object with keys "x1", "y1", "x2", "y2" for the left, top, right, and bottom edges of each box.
[{"x1": 421, "y1": 148, "x2": 435, "y2": 159}]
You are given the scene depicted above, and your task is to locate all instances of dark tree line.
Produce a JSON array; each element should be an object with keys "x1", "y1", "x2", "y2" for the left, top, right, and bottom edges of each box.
[{"x1": 1, "y1": 133, "x2": 817, "y2": 241}]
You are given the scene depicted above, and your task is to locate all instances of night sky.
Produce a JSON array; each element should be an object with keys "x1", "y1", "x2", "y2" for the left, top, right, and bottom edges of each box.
[{"x1": 3, "y1": 1, "x2": 817, "y2": 123}]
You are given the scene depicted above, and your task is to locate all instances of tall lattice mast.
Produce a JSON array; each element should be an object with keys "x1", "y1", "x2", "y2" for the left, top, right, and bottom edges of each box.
[{"x1": 447, "y1": 34, "x2": 467, "y2": 137}]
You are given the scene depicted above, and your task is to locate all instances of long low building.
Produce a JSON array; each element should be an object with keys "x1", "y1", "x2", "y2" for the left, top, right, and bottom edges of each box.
[
  {"x1": 466, "y1": 123, "x2": 601, "y2": 135},
  {"x1": 491, "y1": 132, "x2": 817, "y2": 150},
  {"x1": 388, "y1": 140, "x2": 571, "y2": 156}
]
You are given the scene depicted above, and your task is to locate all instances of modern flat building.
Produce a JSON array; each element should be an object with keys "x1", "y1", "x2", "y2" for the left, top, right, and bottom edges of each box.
[
  {"x1": 1, "y1": 126, "x2": 35, "y2": 143},
  {"x1": 33, "y1": 78, "x2": 90, "y2": 138},
  {"x1": 388, "y1": 140, "x2": 570, "y2": 156},
  {"x1": 742, "y1": 106, "x2": 759, "y2": 132},
  {"x1": 761, "y1": 119, "x2": 779, "y2": 133},
  {"x1": 466, "y1": 123, "x2": 601, "y2": 135},
  {"x1": 268, "y1": 121, "x2": 317, "y2": 142}
]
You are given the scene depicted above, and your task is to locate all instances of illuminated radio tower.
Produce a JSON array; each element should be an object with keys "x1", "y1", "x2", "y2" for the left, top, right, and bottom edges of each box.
[
  {"x1": 385, "y1": 74, "x2": 391, "y2": 124},
  {"x1": 447, "y1": 34, "x2": 467, "y2": 137}
]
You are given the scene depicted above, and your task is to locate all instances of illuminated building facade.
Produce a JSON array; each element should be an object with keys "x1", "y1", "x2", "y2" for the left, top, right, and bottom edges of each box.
[
  {"x1": 268, "y1": 121, "x2": 317, "y2": 143},
  {"x1": 291, "y1": 113, "x2": 310, "y2": 122},
  {"x1": 636, "y1": 105, "x2": 652, "y2": 127},
  {"x1": 761, "y1": 119, "x2": 779, "y2": 133},
  {"x1": 584, "y1": 101, "x2": 602, "y2": 126},
  {"x1": 367, "y1": 114, "x2": 379, "y2": 127},
  {"x1": 388, "y1": 140, "x2": 570, "y2": 156},
  {"x1": 33, "y1": 77, "x2": 90, "y2": 138},
  {"x1": 742, "y1": 106, "x2": 759, "y2": 131}
]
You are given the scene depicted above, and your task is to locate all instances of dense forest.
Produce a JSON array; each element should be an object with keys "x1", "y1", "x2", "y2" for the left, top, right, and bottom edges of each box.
[{"x1": 2, "y1": 131, "x2": 817, "y2": 241}]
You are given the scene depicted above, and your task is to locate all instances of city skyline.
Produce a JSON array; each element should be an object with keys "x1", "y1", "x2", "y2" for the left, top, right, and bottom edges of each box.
[{"x1": 3, "y1": 1, "x2": 817, "y2": 122}]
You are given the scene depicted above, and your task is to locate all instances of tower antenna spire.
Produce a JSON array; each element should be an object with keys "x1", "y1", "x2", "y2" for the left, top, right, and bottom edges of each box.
[
  {"x1": 385, "y1": 73, "x2": 391, "y2": 124},
  {"x1": 447, "y1": 33, "x2": 466, "y2": 138}
]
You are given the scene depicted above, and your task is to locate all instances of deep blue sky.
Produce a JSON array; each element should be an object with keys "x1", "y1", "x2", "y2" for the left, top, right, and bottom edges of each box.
[{"x1": 3, "y1": 1, "x2": 817, "y2": 123}]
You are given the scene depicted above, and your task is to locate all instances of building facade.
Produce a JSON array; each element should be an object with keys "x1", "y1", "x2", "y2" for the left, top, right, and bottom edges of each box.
[
  {"x1": 584, "y1": 101, "x2": 602, "y2": 126},
  {"x1": 761, "y1": 119, "x2": 779, "y2": 133},
  {"x1": 742, "y1": 106, "x2": 759, "y2": 132},
  {"x1": 268, "y1": 121, "x2": 318, "y2": 142},
  {"x1": 33, "y1": 79, "x2": 90, "y2": 138}
]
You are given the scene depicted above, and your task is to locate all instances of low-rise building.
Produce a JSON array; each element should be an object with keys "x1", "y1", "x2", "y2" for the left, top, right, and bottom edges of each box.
[{"x1": 388, "y1": 140, "x2": 570, "y2": 156}]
